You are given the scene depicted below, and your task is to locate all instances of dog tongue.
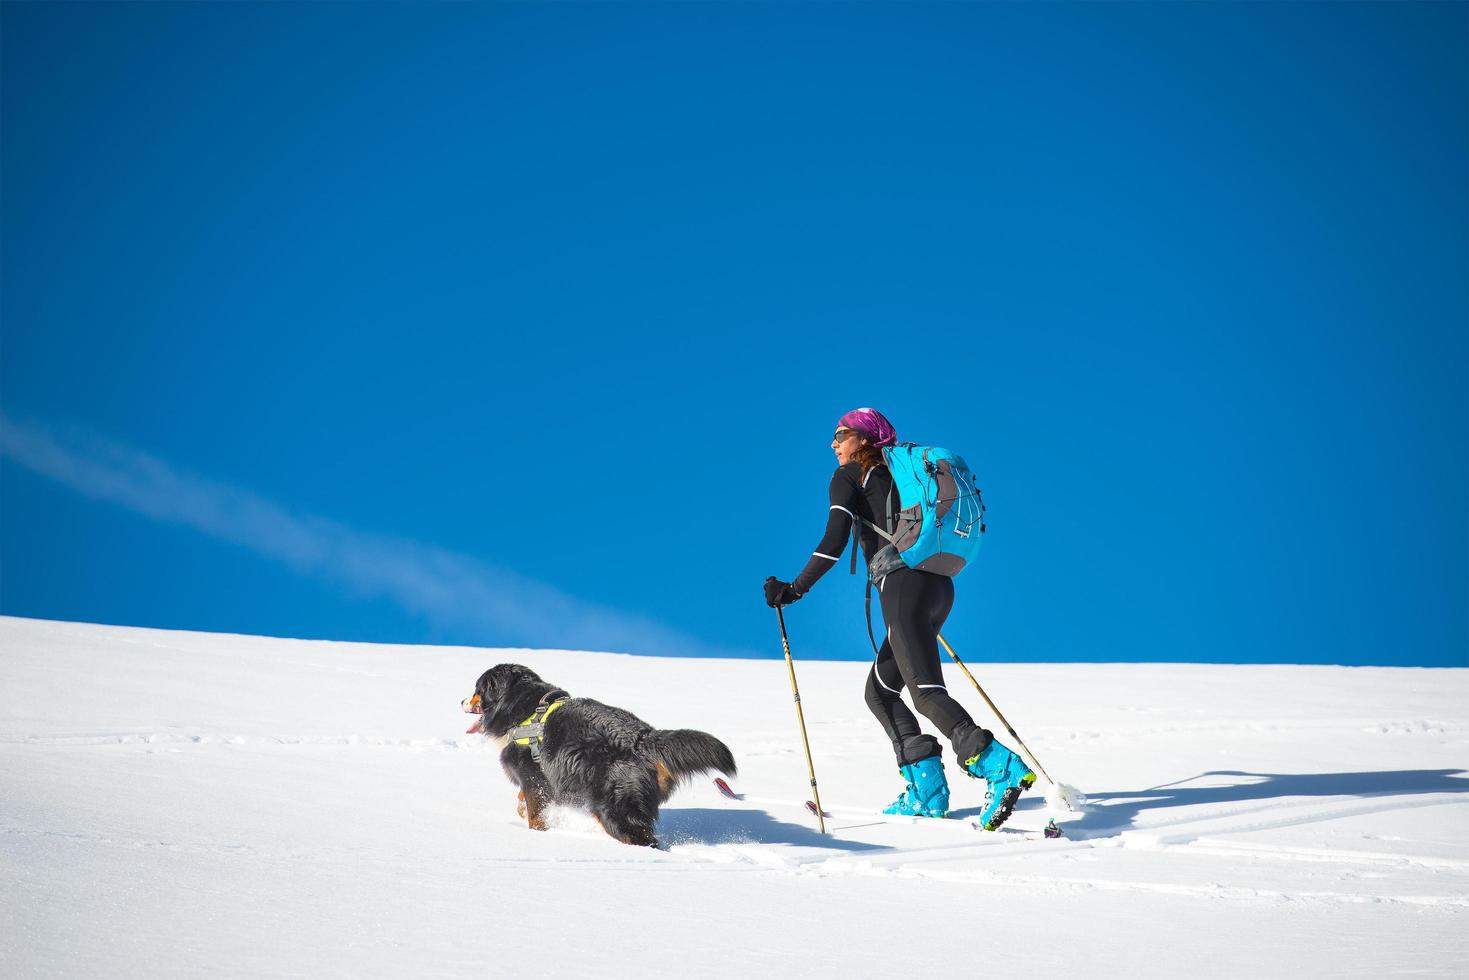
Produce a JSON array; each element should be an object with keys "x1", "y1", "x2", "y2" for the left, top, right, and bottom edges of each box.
[{"x1": 465, "y1": 720, "x2": 481, "y2": 734}]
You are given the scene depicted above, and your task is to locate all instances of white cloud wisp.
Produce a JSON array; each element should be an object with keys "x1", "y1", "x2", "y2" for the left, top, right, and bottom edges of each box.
[{"x1": 0, "y1": 409, "x2": 746, "y2": 658}]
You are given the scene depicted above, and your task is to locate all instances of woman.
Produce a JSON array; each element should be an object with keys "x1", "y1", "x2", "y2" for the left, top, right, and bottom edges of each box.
[{"x1": 763, "y1": 407, "x2": 1035, "y2": 830}]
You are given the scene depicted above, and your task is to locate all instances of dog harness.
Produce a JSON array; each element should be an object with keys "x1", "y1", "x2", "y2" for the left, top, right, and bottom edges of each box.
[{"x1": 508, "y1": 690, "x2": 569, "y2": 763}]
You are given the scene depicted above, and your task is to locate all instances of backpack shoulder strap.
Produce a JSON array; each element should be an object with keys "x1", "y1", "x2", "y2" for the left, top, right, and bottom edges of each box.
[{"x1": 849, "y1": 463, "x2": 899, "y2": 575}]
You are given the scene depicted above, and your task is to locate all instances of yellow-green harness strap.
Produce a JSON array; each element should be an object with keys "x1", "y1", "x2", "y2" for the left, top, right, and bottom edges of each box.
[{"x1": 509, "y1": 697, "x2": 568, "y2": 762}]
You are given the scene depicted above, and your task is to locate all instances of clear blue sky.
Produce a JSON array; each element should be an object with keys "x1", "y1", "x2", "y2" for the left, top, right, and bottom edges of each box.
[{"x1": 2, "y1": 2, "x2": 1465, "y2": 666}]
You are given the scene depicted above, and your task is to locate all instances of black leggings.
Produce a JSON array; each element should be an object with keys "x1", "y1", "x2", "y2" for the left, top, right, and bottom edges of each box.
[{"x1": 863, "y1": 568, "x2": 992, "y2": 767}]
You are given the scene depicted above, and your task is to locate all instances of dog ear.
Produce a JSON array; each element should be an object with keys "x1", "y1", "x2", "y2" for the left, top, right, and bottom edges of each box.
[{"x1": 506, "y1": 663, "x2": 541, "y2": 685}]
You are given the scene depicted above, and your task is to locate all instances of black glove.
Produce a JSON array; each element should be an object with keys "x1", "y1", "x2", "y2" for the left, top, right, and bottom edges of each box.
[{"x1": 764, "y1": 576, "x2": 803, "y2": 608}]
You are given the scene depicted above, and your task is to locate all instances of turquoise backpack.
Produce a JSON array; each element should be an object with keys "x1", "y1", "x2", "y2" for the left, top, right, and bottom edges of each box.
[{"x1": 860, "y1": 442, "x2": 987, "y2": 580}]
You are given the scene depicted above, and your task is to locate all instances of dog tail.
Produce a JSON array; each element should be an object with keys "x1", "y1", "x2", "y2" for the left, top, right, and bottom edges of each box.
[{"x1": 653, "y1": 729, "x2": 737, "y2": 783}]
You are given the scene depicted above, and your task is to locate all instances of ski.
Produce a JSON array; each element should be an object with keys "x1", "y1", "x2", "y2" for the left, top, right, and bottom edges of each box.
[{"x1": 712, "y1": 779, "x2": 1065, "y2": 838}]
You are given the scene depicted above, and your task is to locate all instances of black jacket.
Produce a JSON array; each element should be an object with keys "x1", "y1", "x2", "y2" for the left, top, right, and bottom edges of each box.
[{"x1": 792, "y1": 462, "x2": 895, "y2": 594}]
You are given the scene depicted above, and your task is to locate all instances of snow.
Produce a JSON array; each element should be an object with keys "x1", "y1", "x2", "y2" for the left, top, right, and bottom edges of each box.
[{"x1": 2, "y1": 615, "x2": 1466, "y2": 977}]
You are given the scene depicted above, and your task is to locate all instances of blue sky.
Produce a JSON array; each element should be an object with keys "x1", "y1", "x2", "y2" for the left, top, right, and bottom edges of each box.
[{"x1": 2, "y1": 2, "x2": 1465, "y2": 667}]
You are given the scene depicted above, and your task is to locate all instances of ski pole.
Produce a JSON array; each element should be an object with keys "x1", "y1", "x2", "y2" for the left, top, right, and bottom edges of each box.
[
  {"x1": 936, "y1": 632, "x2": 1056, "y2": 788},
  {"x1": 775, "y1": 606, "x2": 827, "y2": 834}
]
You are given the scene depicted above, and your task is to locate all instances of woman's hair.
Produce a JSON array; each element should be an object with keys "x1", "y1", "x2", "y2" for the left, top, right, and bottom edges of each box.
[{"x1": 851, "y1": 442, "x2": 885, "y2": 477}]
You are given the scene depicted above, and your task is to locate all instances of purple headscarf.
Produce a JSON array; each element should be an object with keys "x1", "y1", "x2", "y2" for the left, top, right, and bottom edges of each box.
[{"x1": 837, "y1": 407, "x2": 898, "y2": 448}]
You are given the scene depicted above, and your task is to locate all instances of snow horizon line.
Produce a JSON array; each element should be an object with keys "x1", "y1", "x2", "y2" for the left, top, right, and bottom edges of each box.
[
  {"x1": 2, "y1": 612, "x2": 1463, "y2": 671},
  {"x1": 0, "y1": 408, "x2": 754, "y2": 659}
]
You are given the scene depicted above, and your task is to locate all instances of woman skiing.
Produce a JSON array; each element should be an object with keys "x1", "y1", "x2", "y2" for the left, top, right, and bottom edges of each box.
[{"x1": 763, "y1": 407, "x2": 1035, "y2": 830}]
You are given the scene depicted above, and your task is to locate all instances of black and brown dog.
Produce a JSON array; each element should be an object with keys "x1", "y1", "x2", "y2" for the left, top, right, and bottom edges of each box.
[{"x1": 463, "y1": 663, "x2": 736, "y2": 847}]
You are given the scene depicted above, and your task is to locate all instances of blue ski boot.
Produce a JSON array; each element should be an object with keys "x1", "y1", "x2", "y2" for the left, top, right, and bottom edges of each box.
[
  {"x1": 882, "y1": 755, "x2": 951, "y2": 818},
  {"x1": 963, "y1": 740, "x2": 1036, "y2": 830}
]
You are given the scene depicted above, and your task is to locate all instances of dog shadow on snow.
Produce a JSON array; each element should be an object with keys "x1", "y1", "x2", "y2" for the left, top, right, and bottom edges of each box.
[
  {"x1": 655, "y1": 807, "x2": 888, "y2": 852},
  {"x1": 1045, "y1": 768, "x2": 1469, "y2": 839}
]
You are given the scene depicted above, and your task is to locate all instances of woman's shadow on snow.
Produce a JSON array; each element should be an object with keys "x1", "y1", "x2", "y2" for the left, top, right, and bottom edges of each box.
[
  {"x1": 1032, "y1": 768, "x2": 1469, "y2": 839},
  {"x1": 656, "y1": 807, "x2": 889, "y2": 852}
]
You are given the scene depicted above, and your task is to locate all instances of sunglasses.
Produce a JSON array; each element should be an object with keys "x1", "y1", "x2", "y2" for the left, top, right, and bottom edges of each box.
[{"x1": 832, "y1": 428, "x2": 859, "y2": 443}]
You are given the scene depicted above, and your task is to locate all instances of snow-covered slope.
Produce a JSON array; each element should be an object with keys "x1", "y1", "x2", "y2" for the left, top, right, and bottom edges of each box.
[{"x1": 2, "y1": 616, "x2": 1465, "y2": 977}]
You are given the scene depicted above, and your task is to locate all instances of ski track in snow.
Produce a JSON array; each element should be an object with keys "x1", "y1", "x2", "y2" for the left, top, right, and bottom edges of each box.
[
  {"x1": 2, "y1": 616, "x2": 1466, "y2": 978},
  {"x1": 0, "y1": 730, "x2": 494, "y2": 749}
]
